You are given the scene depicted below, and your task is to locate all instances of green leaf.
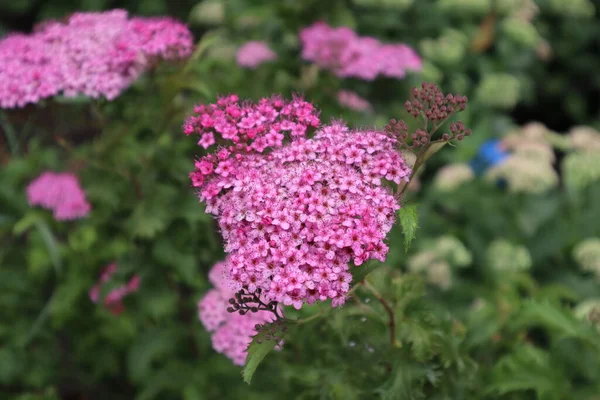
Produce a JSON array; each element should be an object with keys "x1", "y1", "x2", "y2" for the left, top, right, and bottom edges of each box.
[
  {"x1": 242, "y1": 321, "x2": 288, "y2": 384},
  {"x1": 13, "y1": 211, "x2": 42, "y2": 235},
  {"x1": 351, "y1": 260, "x2": 382, "y2": 285},
  {"x1": 517, "y1": 300, "x2": 582, "y2": 338},
  {"x1": 34, "y1": 221, "x2": 62, "y2": 276},
  {"x1": 398, "y1": 204, "x2": 419, "y2": 251},
  {"x1": 242, "y1": 336, "x2": 276, "y2": 384},
  {"x1": 487, "y1": 345, "x2": 568, "y2": 399},
  {"x1": 422, "y1": 141, "x2": 448, "y2": 162}
]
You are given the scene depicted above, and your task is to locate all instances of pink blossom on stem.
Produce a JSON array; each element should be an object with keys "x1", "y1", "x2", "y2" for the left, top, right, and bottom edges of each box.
[
  {"x1": 26, "y1": 171, "x2": 91, "y2": 221},
  {"x1": 236, "y1": 41, "x2": 277, "y2": 69},
  {"x1": 0, "y1": 9, "x2": 193, "y2": 108},
  {"x1": 299, "y1": 21, "x2": 422, "y2": 80},
  {"x1": 186, "y1": 96, "x2": 411, "y2": 310}
]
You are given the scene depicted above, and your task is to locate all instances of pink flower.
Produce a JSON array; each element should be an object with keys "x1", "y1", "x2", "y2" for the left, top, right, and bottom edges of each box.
[
  {"x1": 26, "y1": 171, "x2": 91, "y2": 221},
  {"x1": 198, "y1": 262, "x2": 280, "y2": 366},
  {"x1": 0, "y1": 10, "x2": 193, "y2": 108},
  {"x1": 185, "y1": 96, "x2": 411, "y2": 310},
  {"x1": 337, "y1": 90, "x2": 372, "y2": 112},
  {"x1": 299, "y1": 21, "x2": 422, "y2": 81},
  {"x1": 89, "y1": 263, "x2": 140, "y2": 315},
  {"x1": 236, "y1": 41, "x2": 277, "y2": 69}
]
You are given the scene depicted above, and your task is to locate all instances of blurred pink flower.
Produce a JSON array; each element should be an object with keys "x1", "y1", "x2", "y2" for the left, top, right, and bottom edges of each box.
[
  {"x1": 337, "y1": 90, "x2": 372, "y2": 112},
  {"x1": 0, "y1": 9, "x2": 193, "y2": 108},
  {"x1": 26, "y1": 171, "x2": 91, "y2": 221},
  {"x1": 198, "y1": 261, "x2": 280, "y2": 366},
  {"x1": 89, "y1": 263, "x2": 140, "y2": 315},
  {"x1": 236, "y1": 41, "x2": 277, "y2": 69},
  {"x1": 299, "y1": 21, "x2": 422, "y2": 80}
]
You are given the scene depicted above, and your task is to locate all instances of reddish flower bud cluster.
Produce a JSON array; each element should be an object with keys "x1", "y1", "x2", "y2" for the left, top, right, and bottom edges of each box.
[
  {"x1": 405, "y1": 82, "x2": 468, "y2": 121},
  {"x1": 385, "y1": 83, "x2": 470, "y2": 149},
  {"x1": 89, "y1": 263, "x2": 141, "y2": 315},
  {"x1": 0, "y1": 10, "x2": 193, "y2": 108}
]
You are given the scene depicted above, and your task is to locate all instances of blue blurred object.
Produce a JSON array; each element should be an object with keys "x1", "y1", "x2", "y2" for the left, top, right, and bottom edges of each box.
[{"x1": 469, "y1": 139, "x2": 509, "y2": 175}]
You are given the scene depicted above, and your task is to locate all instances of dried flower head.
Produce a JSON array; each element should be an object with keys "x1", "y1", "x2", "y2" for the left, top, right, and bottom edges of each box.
[{"x1": 574, "y1": 299, "x2": 600, "y2": 331}]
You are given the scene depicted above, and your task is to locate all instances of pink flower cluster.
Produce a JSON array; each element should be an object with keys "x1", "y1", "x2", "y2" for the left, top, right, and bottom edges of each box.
[
  {"x1": 89, "y1": 263, "x2": 141, "y2": 315},
  {"x1": 26, "y1": 171, "x2": 91, "y2": 220},
  {"x1": 236, "y1": 41, "x2": 277, "y2": 69},
  {"x1": 198, "y1": 262, "x2": 278, "y2": 366},
  {"x1": 183, "y1": 94, "x2": 320, "y2": 184},
  {"x1": 299, "y1": 21, "x2": 422, "y2": 80},
  {"x1": 186, "y1": 96, "x2": 411, "y2": 309},
  {"x1": 337, "y1": 90, "x2": 372, "y2": 112},
  {"x1": 0, "y1": 9, "x2": 193, "y2": 108}
]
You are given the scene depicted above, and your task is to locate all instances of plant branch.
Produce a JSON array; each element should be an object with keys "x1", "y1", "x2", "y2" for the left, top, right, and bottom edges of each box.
[{"x1": 362, "y1": 281, "x2": 396, "y2": 346}]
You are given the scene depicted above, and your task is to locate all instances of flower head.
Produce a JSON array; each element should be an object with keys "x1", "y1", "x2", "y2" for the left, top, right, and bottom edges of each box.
[
  {"x1": 186, "y1": 96, "x2": 411, "y2": 309},
  {"x1": 486, "y1": 239, "x2": 532, "y2": 273},
  {"x1": 573, "y1": 238, "x2": 600, "y2": 279},
  {"x1": 26, "y1": 171, "x2": 91, "y2": 220},
  {"x1": 236, "y1": 41, "x2": 277, "y2": 69},
  {"x1": 0, "y1": 9, "x2": 193, "y2": 108},
  {"x1": 299, "y1": 21, "x2": 422, "y2": 80}
]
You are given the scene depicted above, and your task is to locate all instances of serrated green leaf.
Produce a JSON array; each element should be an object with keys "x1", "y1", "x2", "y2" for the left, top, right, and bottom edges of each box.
[
  {"x1": 242, "y1": 336, "x2": 277, "y2": 384},
  {"x1": 242, "y1": 321, "x2": 289, "y2": 384},
  {"x1": 398, "y1": 204, "x2": 419, "y2": 251},
  {"x1": 517, "y1": 300, "x2": 582, "y2": 338},
  {"x1": 487, "y1": 345, "x2": 567, "y2": 399}
]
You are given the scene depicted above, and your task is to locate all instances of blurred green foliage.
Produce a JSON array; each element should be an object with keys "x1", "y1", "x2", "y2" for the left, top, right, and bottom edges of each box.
[{"x1": 1, "y1": 0, "x2": 600, "y2": 399}]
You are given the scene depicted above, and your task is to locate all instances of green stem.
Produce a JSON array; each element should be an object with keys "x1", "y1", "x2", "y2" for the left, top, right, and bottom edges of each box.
[
  {"x1": 362, "y1": 281, "x2": 396, "y2": 346},
  {"x1": 293, "y1": 306, "x2": 328, "y2": 325},
  {"x1": 0, "y1": 111, "x2": 19, "y2": 156}
]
